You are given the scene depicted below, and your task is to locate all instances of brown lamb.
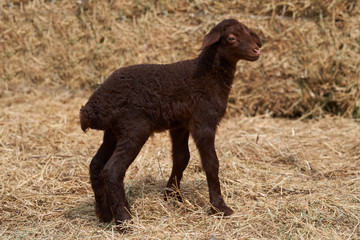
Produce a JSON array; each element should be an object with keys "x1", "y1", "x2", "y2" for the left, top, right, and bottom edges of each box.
[{"x1": 80, "y1": 19, "x2": 262, "y2": 228}]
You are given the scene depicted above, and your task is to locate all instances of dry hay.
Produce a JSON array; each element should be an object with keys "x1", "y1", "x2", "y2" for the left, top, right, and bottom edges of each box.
[
  {"x1": 0, "y1": 83, "x2": 359, "y2": 239},
  {"x1": 0, "y1": 0, "x2": 359, "y2": 118},
  {"x1": 1, "y1": 0, "x2": 360, "y2": 239}
]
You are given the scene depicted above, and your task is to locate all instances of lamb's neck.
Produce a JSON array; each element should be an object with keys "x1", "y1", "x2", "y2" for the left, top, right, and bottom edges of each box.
[
  {"x1": 196, "y1": 47, "x2": 237, "y2": 89},
  {"x1": 214, "y1": 54, "x2": 237, "y2": 86}
]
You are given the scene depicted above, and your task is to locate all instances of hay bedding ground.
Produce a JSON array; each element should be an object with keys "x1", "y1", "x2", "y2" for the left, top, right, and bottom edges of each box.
[
  {"x1": 0, "y1": 1, "x2": 360, "y2": 239},
  {"x1": 0, "y1": 84, "x2": 359, "y2": 239}
]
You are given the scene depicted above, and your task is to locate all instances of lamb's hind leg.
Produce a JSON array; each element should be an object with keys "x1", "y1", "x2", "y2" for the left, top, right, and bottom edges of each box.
[
  {"x1": 165, "y1": 127, "x2": 190, "y2": 201},
  {"x1": 89, "y1": 130, "x2": 116, "y2": 222},
  {"x1": 102, "y1": 122, "x2": 151, "y2": 227}
]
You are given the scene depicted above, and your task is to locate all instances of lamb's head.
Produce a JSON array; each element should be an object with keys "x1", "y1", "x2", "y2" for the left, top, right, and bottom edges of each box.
[{"x1": 201, "y1": 19, "x2": 262, "y2": 63}]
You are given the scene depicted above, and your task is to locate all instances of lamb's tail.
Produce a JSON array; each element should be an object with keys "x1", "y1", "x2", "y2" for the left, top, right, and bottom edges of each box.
[
  {"x1": 80, "y1": 105, "x2": 92, "y2": 132},
  {"x1": 80, "y1": 104, "x2": 105, "y2": 132}
]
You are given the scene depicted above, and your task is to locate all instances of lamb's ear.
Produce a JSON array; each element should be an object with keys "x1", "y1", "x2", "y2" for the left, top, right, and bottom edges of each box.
[
  {"x1": 201, "y1": 29, "x2": 222, "y2": 50},
  {"x1": 250, "y1": 30, "x2": 262, "y2": 48}
]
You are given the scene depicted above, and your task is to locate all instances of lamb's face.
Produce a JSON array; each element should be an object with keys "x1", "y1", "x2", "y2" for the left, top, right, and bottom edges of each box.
[
  {"x1": 221, "y1": 21, "x2": 262, "y2": 62},
  {"x1": 201, "y1": 19, "x2": 262, "y2": 63}
]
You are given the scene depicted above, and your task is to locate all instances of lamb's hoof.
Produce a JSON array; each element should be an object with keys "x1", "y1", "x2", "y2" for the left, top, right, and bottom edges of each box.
[
  {"x1": 209, "y1": 205, "x2": 234, "y2": 216},
  {"x1": 96, "y1": 203, "x2": 113, "y2": 223},
  {"x1": 114, "y1": 220, "x2": 132, "y2": 233},
  {"x1": 115, "y1": 211, "x2": 132, "y2": 233},
  {"x1": 164, "y1": 188, "x2": 183, "y2": 202}
]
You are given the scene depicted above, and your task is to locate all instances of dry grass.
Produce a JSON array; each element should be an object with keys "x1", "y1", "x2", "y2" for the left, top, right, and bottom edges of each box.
[
  {"x1": 0, "y1": 0, "x2": 359, "y2": 117},
  {"x1": 1, "y1": 0, "x2": 360, "y2": 239},
  {"x1": 0, "y1": 83, "x2": 359, "y2": 239}
]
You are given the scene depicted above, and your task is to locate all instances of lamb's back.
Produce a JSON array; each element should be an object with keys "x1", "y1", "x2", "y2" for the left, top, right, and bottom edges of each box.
[{"x1": 88, "y1": 59, "x2": 198, "y2": 130}]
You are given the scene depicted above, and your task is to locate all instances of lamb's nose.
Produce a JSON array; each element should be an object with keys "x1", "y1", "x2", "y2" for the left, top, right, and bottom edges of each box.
[{"x1": 253, "y1": 48, "x2": 260, "y2": 55}]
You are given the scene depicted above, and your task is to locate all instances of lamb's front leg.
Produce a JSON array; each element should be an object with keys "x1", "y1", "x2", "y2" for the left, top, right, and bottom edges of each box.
[
  {"x1": 191, "y1": 125, "x2": 234, "y2": 216},
  {"x1": 165, "y1": 127, "x2": 190, "y2": 201}
]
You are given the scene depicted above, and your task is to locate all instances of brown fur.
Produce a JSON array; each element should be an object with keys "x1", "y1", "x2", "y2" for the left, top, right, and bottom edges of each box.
[{"x1": 80, "y1": 19, "x2": 262, "y2": 228}]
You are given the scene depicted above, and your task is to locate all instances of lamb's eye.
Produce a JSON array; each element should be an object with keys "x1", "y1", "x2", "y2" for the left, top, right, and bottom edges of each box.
[{"x1": 228, "y1": 36, "x2": 235, "y2": 41}]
